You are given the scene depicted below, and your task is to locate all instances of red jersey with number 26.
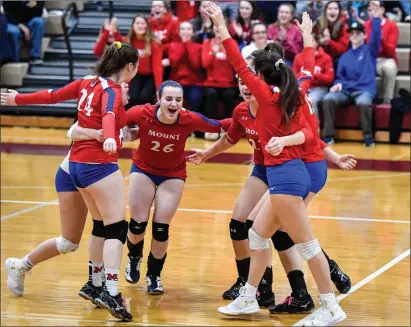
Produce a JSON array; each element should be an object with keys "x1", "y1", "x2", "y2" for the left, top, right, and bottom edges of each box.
[
  {"x1": 221, "y1": 101, "x2": 264, "y2": 165},
  {"x1": 126, "y1": 104, "x2": 222, "y2": 178},
  {"x1": 14, "y1": 75, "x2": 126, "y2": 163}
]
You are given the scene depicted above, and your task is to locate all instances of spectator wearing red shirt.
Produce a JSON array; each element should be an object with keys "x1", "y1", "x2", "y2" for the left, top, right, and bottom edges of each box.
[
  {"x1": 293, "y1": 34, "x2": 335, "y2": 119},
  {"x1": 228, "y1": 1, "x2": 260, "y2": 51},
  {"x1": 365, "y1": 1, "x2": 399, "y2": 103},
  {"x1": 149, "y1": 1, "x2": 179, "y2": 48},
  {"x1": 170, "y1": 1, "x2": 197, "y2": 22},
  {"x1": 127, "y1": 15, "x2": 163, "y2": 106},
  {"x1": 169, "y1": 22, "x2": 204, "y2": 114},
  {"x1": 267, "y1": 3, "x2": 303, "y2": 66},
  {"x1": 202, "y1": 25, "x2": 238, "y2": 122},
  {"x1": 93, "y1": 18, "x2": 123, "y2": 57},
  {"x1": 313, "y1": 1, "x2": 350, "y2": 63}
]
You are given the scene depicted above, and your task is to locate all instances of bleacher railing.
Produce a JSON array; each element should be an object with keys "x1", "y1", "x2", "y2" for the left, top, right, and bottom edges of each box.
[
  {"x1": 62, "y1": 2, "x2": 79, "y2": 82},
  {"x1": 108, "y1": 0, "x2": 114, "y2": 19}
]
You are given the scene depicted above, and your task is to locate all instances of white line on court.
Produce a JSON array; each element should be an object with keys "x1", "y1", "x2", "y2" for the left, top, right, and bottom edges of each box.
[
  {"x1": 1, "y1": 199, "x2": 409, "y2": 224},
  {"x1": 292, "y1": 248, "x2": 411, "y2": 326},
  {"x1": 1, "y1": 200, "x2": 58, "y2": 221}
]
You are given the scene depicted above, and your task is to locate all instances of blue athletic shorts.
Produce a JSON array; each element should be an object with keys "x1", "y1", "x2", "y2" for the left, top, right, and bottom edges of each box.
[
  {"x1": 69, "y1": 162, "x2": 119, "y2": 188},
  {"x1": 266, "y1": 159, "x2": 311, "y2": 199},
  {"x1": 130, "y1": 163, "x2": 185, "y2": 186},
  {"x1": 55, "y1": 167, "x2": 78, "y2": 193},
  {"x1": 304, "y1": 160, "x2": 328, "y2": 194},
  {"x1": 251, "y1": 164, "x2": 268, "y2": 185}
]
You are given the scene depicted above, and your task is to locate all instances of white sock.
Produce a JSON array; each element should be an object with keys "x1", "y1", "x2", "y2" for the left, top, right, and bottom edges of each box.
[
  {"x1": 105, "y1": 268, "x2": 120, "y2": 296},
  {"x1": 243, "y1": 282, "x2": 257, "y2": 298},
  {"x1": 22, "y1": 255, "x2": 34, "y2": 270},
  {"x1": 91, "y1": 261, "x2": 104, "y2": 287},
  {"x1": 320, "y1": 292, "x2": 338, "y2": 307}
]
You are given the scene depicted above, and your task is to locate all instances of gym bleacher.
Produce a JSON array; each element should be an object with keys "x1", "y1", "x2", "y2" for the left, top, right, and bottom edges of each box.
[{"x1": 0, "y1": 0, "x2": 410, "y2": 143}]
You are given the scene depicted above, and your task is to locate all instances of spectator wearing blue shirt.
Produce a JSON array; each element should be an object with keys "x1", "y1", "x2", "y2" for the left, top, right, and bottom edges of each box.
[{"x1": 321, "y1": 17, "x2": 381, "y2": 147}]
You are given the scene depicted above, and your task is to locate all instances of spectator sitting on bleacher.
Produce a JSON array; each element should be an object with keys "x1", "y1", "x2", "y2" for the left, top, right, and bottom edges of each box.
[
  {"x1": 313, "y1": 1, "x2": 350, "y2": 63},
  {"x1": 293, "y1": 33, "x2": 335, "y2": 119},
  {"x1": 241, "y1": 22, "x2": 267, "y2": 58},
  {"x1": 228, "y1": 1, "x2": 260, "y2": 51},
  {"x1": 364, "y1": 1, "x2": 399, "y2": 104},
  {"x1": 3, "y1": 0, "x2": 45, "y2": 65},
  {"x1": 321, "y1": 17, "x2": 382, "y2": 147},
  {"x1": 93, "y1": 17, "x2": 122, "y2": 57},
  {"x1": 341, "y1": 0, "x2": 370, "y2": 25},
  {"x1": 267, "y1": 3, "x2": 303, "y2": 66},
  {"x1": 169, "y1": 22, "x2": 204, "y2": 114},
  {"x1": 126, "y1": 15, "x2": 163, "y2": 107},
  {"x1": 170, "y1": 1, "x2": 197, "y2": 22},
  {"x1": 296, "y1": 0, "x2": 328, "y2": 22},
  {"x1": 191, "y1": 1, "x2": 214, "y2": 43},
  {"x1": 202, "y1": 24, "x2": 237, "y2": 139},
  {"x1": 0, "y1": 12, "x2": 12, "y2": 66}
]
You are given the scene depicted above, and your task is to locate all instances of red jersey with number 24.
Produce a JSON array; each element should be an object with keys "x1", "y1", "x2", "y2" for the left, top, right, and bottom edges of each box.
[{"x1": 126, "y1": 104, "x2": 222, "y2": 178}]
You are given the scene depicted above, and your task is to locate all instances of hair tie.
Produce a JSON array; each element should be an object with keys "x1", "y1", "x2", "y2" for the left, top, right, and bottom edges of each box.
[
  {"x1": 113, "y1": 41, "x2": 122, "y2": 49},
  {"x1": 275, "y1": 59, "x2": 284, "y2": 70}
]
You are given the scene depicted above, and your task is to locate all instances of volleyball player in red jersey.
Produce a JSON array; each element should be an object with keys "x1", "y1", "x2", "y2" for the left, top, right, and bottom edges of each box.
[
  {"x1": 205, "y1": 4, "x2": 346, "y2": 325},
  {"x1": 1, "y1": 42, "x2": 139, "y2": 321},
  {"x1": 123, "y1": 80, "x2": 226, "y2": 294}
]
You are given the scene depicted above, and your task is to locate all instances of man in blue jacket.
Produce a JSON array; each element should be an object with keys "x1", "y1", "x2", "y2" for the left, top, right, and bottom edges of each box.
[{"x1": 321, "y1": 13, "x2": 382, "y2": 146}]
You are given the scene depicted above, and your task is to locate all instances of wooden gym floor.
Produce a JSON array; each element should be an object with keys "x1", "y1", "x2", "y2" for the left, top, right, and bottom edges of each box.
[{"x1": 1, "y1": 127, "x2": 410, "y2": 326}]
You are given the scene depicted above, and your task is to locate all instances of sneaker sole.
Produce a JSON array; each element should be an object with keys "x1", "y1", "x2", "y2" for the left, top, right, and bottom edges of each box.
[
  {"x1": 218, "y1": 307, "x2": 260, "y2": 316},
  {"x1": 107, "y1": 307, "x2": 133, "y2": 322},
  {"x1": 269, "y1": 307, "x2": 314, "y2": 314},
  {"x1": 148, "y1": 290, "x2": 164, "y2": 295},
  {"x1": 125, "y1": 273, "x2": 139, "y2": 284},
  {"x1": 95, "y1": 298, "x2": 110, "y2": 310},
  {"x1": 258, "y1": 295, "x2": 275, "y2": 309},
  {"x1": 5, "y1": 259, "x2": 24, "y2": 296},
  {"x1": 78, "y1": 291, "x2": 98, "y2": 306}
]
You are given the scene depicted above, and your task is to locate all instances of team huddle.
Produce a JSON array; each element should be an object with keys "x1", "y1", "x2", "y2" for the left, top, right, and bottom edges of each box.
[{"x1": 1, "y1": 3, "x2": 358, "y2": 326}]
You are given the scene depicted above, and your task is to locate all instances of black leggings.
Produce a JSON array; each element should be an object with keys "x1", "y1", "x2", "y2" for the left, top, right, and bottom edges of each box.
[
  {"x1": 204, "y1": 87, "x2": 238, "y2": 119},
  {"x1": 127, "y1": 74, "x2": 155, "y2": 108}
]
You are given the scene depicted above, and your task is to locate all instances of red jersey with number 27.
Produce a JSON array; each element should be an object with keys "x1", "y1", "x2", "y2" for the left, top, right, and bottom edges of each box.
[
  {"x1": 14, "y1": 75, "x2": 126, "y2": 163},
  {"x1": 126, "y1": 104, "x2": 222, "y2": 178},
  {"x1": 220, "y1": 101, "x2": 264, "y2": 165}
]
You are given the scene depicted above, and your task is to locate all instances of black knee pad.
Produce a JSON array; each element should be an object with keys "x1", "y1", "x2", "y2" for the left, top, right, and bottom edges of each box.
[
  {"x1": 92, "y1": 219, "x2": 105, "y2": 238},
  {"x1": 129, "y1": 218, "x2": 148, "y2": 235},
  {"x1": 152, "y1": 223, "x2": 169, "y2": 242},
  {"x1": 229, "y1": 219, "x2": 247, "y2": 240},
  {"x1": 272, "y1": 231, "x2": 295, "y2": 251},
  {"x1": 245, "y1": 219, "x2": 254, "y2": 233},
  {"x1": 105, "y1": 220, "x2": 128, "y2": 244}
]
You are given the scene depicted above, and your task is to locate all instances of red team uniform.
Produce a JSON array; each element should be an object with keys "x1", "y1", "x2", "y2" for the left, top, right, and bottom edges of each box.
[{"x1": 126, "y1": 104, "x2": 222, "y2": 179}]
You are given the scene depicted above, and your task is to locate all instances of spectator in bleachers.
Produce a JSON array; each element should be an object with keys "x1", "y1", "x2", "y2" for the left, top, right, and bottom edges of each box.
[
  {"x1": 169, "y1": 22, "x2": 204, "y2": 114},
  {"x1": 0, "y1": 12, "x2": 12, "y2": 66},
  {"x1": 256, "y1": 1, "x2": 292, "y2": 24},
  {"x1": 293, "y1": 33, "x2": 335, "y2": 119},
  {"x1": 148, "y1": 1, "x2": 179, "y2": 46},
  {"x1": 191, "y1": 1, "x2": 214, "y2": 43},
  {"x1": 341, "y1": 0, "x2": 370, "y2": 25},
  {"x1": 313, "y1": 1, "x2": 350, "y2": 63},
  {"x1": 400, "y1": 0, "x2": 410, "y2": 21},
  {"x1": 216, "y1": 0, "x2": 239, "y2": 23},
  {"x1": 321, "y1": 18, "x2": 382, "y2": 147},
  {"x1": 127, "y1": 15, "x2": 163, "y2": 106},
  {"x1": 3, "y1": 0, "x2": 45, "y2": 65},
  {"x1": 241, "y1": 22, "x2": 267, "y2": 58},
  {"x1": 296, "y1": 0, "x2": 328, "y2": 22},
  {"x1": 365, "y1": 1, "x2": 399, "y2": 103},
  {"x1": 202, "y1": 25, "x2": 237, "y2": 126},
  {"x1": 228, "y1": 1, "x2": 260, "y2": 51},
  {"x1": 267, "y1": 3, "x2": 303, "y2": 66},
  {"x1": 170, "y1": 1, "x2": 197, "y2": 22},
  {"x1": 93, "y1": 17, "x2": 122, "y2": 57}
]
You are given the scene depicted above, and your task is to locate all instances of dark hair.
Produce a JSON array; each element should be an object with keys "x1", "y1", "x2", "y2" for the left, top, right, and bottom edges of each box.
[
  {"x1": 254, "y1": 43, "x2": 301, "y2": 124},
  {"x1": 127, "y1": 15, "x2": 159, "y2": 56},
  {"x1": 236, "y1": 1, "x2": 260, "y2": 26},
  {"x1": 95, "y1": 42, "x2": 139, "y2": 77},
  {"x1": 158, "y1": 80, "x2": 183, "y2": 98}
]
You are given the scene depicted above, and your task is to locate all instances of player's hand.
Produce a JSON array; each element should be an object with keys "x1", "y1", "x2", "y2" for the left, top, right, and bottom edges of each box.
[
  {"x1": 336, "y1": 154, "x2": 357, "y2": 170},
  {"x1": 204, "y1": 1, "x2": 225, "y2": 28},
  {"x1": 330, "y1": 83, "x2": 342, "y2": 92},
  {"x1": 294, "y1": 11, "x2": 313, "y2": 36},
  {"x1": 265, "y1": 137, "x2": 285, "y2": 156},
  {"x1": 0, "y1": 89, "x2": 18, "y2": 106},
  {"x1": 103, "y1": 138, "x2": 117, "y2": 154},
  {"x1": 95, "y1": 129, "x2": 104, "y2": 142},
  {"x1": 187, "y1": 148, "x2": 208, "y2": 165}
]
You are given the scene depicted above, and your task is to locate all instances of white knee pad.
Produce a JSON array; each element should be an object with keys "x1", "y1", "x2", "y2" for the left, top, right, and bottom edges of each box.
[
  {"x1": 56, "y1": 236, "x2": 79, "y2": 254},
  {"x1": 295, "y1": 238, "x2": 321, "y2": 261},
  {"x1": 248, "y1": 228, "x2": 270, "y2": 250}
]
